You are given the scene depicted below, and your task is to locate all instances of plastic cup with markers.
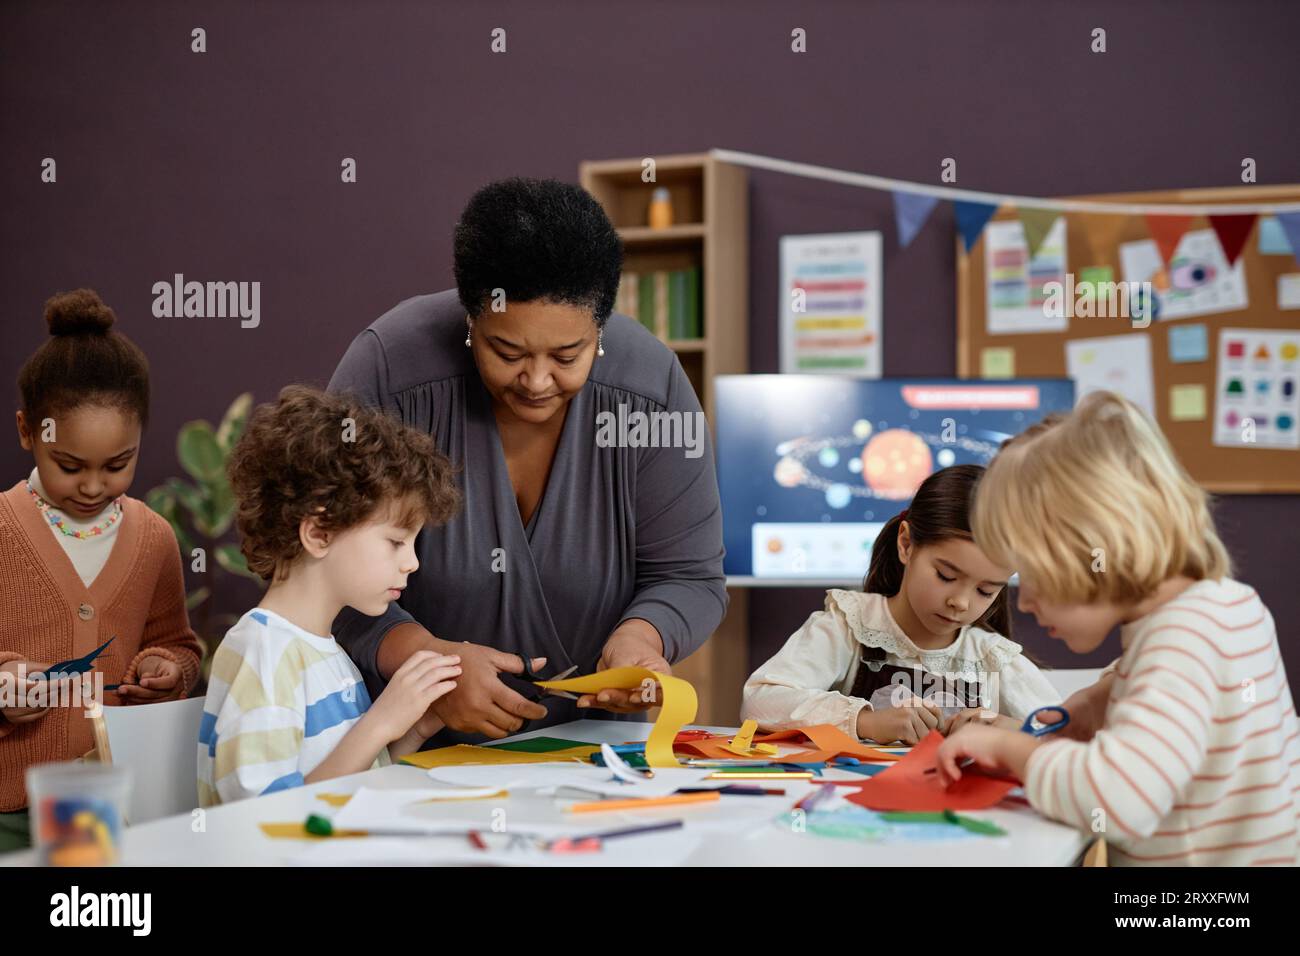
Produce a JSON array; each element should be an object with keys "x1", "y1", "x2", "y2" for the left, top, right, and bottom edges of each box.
[{"x1": 26, "y1": 762, "x2": 131, "y2": 866}]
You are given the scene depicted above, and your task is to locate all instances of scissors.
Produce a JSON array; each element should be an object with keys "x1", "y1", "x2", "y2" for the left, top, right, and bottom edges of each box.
[
  {"x1": 1021, "y1": 705, "x2": 1070, "y2": 737},
  {"x1": 926, "y1": 705, "x2": 1070, "y2": 775},
  {"x1": 518, "y1": 657, "x2": 580, "y2": 701},
  {"x1": 29, "y1": 637, "x2": 115, "y2": 681},
  {"x1": 508, "y1": 659, "x2": 581, "y2": 735}
]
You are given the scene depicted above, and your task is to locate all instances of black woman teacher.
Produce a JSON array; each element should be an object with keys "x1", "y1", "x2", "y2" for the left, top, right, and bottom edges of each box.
[{"x1": 327, "y1": 178, "x2": 727, "y2": 747}]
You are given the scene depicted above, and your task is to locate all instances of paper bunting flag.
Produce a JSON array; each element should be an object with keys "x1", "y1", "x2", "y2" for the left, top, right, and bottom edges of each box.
[
  {"x1": 1017, "y1": 207, "x2": 1061, "y2": 258},
  {"x1": 1078, "y1": 212, "x2": 1130, "y2": 265},
  {"x1": 1144, "y1": 213, "x2": 1196, "y2": 266},
  {"x1": 955, "y1": 201, "x2": 999, "y2": 252},
  {"x1": 1275, "y1": 212, "x2": 1300, "y2": 266},
  {"x1": 892, "y1": 190, "x2": 940, "y2": 248},
  {"x1": 1207, "y1": 214, "x2": 1258, "y2": 265}
]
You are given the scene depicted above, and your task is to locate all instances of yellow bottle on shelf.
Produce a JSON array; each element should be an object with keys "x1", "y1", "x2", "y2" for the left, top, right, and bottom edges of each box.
[{"x1": 648, "y1": 186, "x2": 673, "y2": 229}]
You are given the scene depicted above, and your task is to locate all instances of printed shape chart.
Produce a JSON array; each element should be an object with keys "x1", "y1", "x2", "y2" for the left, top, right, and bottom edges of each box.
[{"x1": 1213, "y1": 328, "x2": 1300, "y2": 450}]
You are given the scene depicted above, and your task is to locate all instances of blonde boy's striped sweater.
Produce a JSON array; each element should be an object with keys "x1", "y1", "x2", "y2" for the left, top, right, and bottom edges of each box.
[{"x1": 1025, "y1": 578, "x2": 1299, "y2": 865}]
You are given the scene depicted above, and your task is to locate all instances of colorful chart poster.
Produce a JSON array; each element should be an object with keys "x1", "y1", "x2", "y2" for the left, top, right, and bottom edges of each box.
[
  {"x1": 1213, "y1": 328, "x2": 1300, "y2": 450},
  {"x1": 984, "y1": 218, "x2": 1068, "y2": 334},
  {"x1": 1119, "y1": 229, "x2": 1249, "y2": 321},
  {"x1": 780, "y1": 232, "x2": 883, "y2": 377},
  {"x1": 1065, "y1": 333, "x2": 1157, "y2": 420}
]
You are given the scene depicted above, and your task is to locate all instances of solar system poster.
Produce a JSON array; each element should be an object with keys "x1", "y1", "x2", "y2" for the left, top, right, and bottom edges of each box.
[{"x1": 715, "y1": 376, "x2": 1075, "y2": 579}]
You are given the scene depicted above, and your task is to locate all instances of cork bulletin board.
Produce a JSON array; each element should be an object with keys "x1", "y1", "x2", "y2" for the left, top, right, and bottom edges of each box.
[{"x1": 957, "y1": 184, "x2": 1300, "y2": 493}]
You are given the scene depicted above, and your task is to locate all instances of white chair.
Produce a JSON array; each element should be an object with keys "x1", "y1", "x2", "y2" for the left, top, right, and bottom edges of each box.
[
  {"x1": 91, "y1": 696, "x2": 207, "y2": 826},
  {"x1": 1043, "y1": 667, "x2": 1105, "y2": 702}
]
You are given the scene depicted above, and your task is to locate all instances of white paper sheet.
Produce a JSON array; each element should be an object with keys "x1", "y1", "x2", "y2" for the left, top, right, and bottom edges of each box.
[
  {"x1": 426, "y1": 764, "x2": 721, "y2": 798},
  {"x1": 287, "y1": 831, "x2": 703, "y2": 867},
  {"x1": 1119, "y1": 230, "x2": 1248, "y2": 321},
  {"x1": 779, "y1": 231, "x2": 883, "y2": 376},
  {"x1": 984, "y1": 218, "x2": 1068, "y2": 334},
  {"x1": 1212, "y1": 327, "x2": 1300, "y2": 449},
  {"x1": 1065, "y1": 333, "x2": 1156, "y2": 419},
  {"x1": 330, "y1": 787, "x2": 506, "y2": 833}
]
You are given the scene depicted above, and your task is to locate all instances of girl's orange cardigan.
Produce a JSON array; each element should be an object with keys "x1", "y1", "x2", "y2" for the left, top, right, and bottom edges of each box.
[{"x1": 0, "y1": 482, "x2": 202, "y2": 811}]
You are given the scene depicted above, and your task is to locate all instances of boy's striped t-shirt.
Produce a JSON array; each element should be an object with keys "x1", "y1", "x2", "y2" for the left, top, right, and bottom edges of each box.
[
  {"x1": 197, "y1": 607, "x2": 388, "y2": 806},
  {"x1": 1025, "y1": 577, "x2": 1299, "y2": 866}
]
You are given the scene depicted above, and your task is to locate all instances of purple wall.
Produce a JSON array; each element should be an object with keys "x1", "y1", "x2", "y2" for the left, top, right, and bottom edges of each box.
[{"x1": 3, "y1": 1, "x2": 1297, "y2": 682}]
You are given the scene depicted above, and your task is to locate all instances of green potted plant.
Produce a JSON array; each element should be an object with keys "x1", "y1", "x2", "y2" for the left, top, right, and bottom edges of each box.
[{"x1": 146, "y1": 393, "x2": 263, "y2": 687}]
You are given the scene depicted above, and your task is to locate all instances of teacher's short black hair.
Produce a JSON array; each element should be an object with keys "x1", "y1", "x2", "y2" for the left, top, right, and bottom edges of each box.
[{"x1": 453, "y1": 177, "x2": 623, "y2": 325}]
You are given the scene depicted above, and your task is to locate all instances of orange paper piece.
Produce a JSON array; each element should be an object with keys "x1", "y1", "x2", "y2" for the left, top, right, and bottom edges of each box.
[
  {"x1": 674, "y1": 737, "x2": 741, "y2": 759},
  {"x1": 755, "y1": 724, "x2": 903, "y2": 762},
  {"x1": 844, "y1": 731, "x2": 1018, "y2": 812},
  {"x1": 566, "y1": 791, "x2": 721, "y2": 813},
  {"x1": 673, "y1": 725, "x2": 903, "y2": 763}
]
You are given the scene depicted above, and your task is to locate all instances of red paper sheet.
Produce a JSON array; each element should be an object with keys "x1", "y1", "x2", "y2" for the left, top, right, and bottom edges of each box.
[{"x1": 844, "y1": 730, "x2": 1018, "y2": 812}]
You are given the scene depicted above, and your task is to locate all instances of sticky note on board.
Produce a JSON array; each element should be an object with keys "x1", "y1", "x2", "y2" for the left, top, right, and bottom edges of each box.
[
  {"x1": 537, "y1": 667, "x2": 697, "y2": 768},
  {"x1": 1258, "y1": 217, "x2": 1294, "y2": 255},
  {"x1": 1279, "y1": 274, "x2": 1300, "y2": 311},
  {"x1": 1170, "y1": 384, "x2": 1208, "y2": 421},
  {"x1": 980, "y1": 347, "x2": 1016, "y2": 379},
  {"x1": 1078, "y1": 265, "x2": 1114, "y2": 290},
  {"x1": 1168, "y1": 323, "x2": 1209, "y2": 363}
]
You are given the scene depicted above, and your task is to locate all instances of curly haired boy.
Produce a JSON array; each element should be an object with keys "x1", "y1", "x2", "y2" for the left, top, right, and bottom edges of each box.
[{"x1": 197, "y1": 385, "x2": 463, "y2": 805}]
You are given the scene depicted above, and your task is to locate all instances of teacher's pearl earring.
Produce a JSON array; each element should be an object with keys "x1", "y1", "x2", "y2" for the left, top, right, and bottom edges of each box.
[
  {"x1": 464, "y1": 319, "x2": 473, "y2": 348},
  {"x1": 597, "y1": 329, "x2": 605, "y2": 357}
]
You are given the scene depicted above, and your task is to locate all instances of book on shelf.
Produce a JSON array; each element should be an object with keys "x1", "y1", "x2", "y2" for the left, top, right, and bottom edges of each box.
[{"x1": 617, "y1": 266, "x2": 703, "y2": 341}]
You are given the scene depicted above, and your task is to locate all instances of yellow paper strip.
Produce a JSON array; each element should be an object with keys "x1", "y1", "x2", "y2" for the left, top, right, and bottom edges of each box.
[
  {"x1": 399, "y1": 744, "x2": 599, "y2": 770},
  {"x1": 260, "y1": 822, "x2": 367, "y2": 840},
  {"x1": 537, "y1": 666, "x2": 698, "y2": 769},
  {"x1": 726, "y1": 718, "x2": 777, "y2": 756}
]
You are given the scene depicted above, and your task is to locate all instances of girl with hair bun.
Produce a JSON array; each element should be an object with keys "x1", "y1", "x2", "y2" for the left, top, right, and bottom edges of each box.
[
  {"x1": 742, "y1": 464, "x2": 1058, "y2": 745},
  {"x1": 0, "y1": 289, "x2": 201, "y2": 851}
]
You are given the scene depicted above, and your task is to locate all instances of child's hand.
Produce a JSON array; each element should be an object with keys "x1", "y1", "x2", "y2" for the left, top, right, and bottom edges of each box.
[
  {"x1": 943, "y1": 708, "x2": 1019, "y2": 735},
  {"x1": 370, "y1": 651, "x2": 461, "y2": 742},
  {"x1": 0, "y1": 660, "x2": 58, "y2": 724},
  {"x1": 857, "y1": 696, "x2": 943, "y2": 744},
  {"x1": 411, "y1": 708, "x2": 445, "y2": 741},
  {"x1": 934, "y1": 723, "x2": 1021, "y2": 785},
  {"x1": 116, "y1": 656, "x2": 183, "y2": 702},
  {"x1": 1052, "y1": 672, "x2": 1115, "y2": 742}
]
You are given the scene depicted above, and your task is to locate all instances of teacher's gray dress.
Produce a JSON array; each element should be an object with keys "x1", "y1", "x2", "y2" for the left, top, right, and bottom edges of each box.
[{"x1": 327, "y1": 290, "x2": 728, "y2": 745}]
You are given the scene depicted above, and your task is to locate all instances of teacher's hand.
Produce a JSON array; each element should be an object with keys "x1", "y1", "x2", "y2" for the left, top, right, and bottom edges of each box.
[
  {"x1": 428, "y1": 642, "x2": 549, "y2": 739},
  {"x1": 577, "y1": 619, "x2": 670, "y2": 714}
]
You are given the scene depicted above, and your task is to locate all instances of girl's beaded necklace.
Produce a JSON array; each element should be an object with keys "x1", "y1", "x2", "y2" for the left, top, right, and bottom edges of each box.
[{"x1": 26, "y1": 480, "x2": 123, "y2": 539}]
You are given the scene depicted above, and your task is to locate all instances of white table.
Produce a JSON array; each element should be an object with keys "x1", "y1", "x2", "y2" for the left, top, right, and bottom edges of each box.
[{"x1": 1, "y1": 719, "x2": 1090, "y2": 866}]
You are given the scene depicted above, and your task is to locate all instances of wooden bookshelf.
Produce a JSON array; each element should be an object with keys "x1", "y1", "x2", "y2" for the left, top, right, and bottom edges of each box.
[{"x1": 580, "y1": 152, "x2": 750, "y2": 725}]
